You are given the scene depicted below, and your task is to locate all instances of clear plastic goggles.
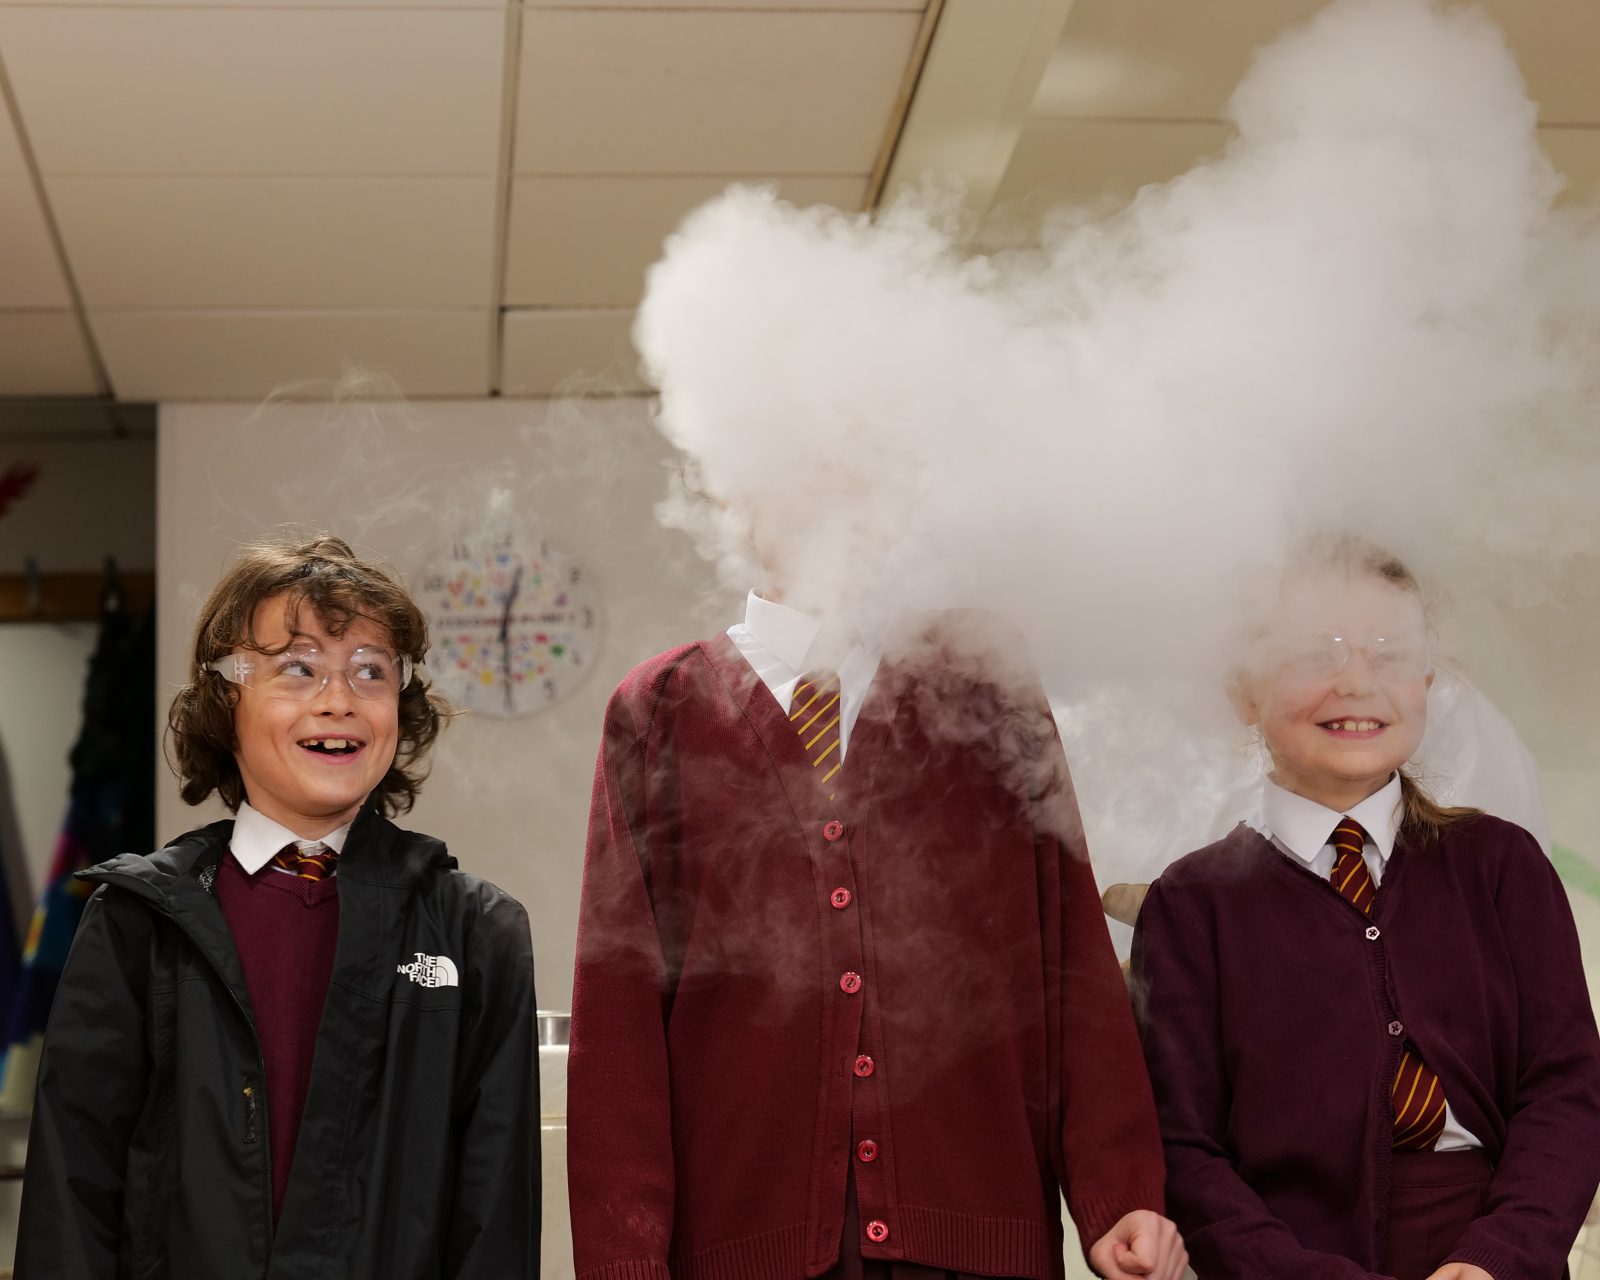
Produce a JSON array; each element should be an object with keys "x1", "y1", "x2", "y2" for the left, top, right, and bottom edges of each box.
[
  {"x1": 1267, "y1": 631, "x2": 1431, "y2": 684},
  {"x1": 205, "y1": 646, "x2": 412, "y2": 702}
]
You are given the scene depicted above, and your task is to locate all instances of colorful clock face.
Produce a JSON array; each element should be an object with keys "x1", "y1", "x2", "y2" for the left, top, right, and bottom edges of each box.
[{"x1": 418, "y1": 537, "x2": 599, "y2": 717}]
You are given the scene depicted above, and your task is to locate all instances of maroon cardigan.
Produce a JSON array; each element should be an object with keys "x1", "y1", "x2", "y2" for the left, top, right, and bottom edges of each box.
[
  {"x1": 1132, "y1": 816, "x2": 1600, "y2": 1279},
  {"x1": 568, "y1": 623, "x2": 1164, "y2": 1280}
]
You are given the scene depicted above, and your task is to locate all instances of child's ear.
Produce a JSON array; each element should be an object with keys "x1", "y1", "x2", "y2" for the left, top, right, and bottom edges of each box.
[{"x1": 1226, "y1": 671, "x2": 1261, "y2": 727}]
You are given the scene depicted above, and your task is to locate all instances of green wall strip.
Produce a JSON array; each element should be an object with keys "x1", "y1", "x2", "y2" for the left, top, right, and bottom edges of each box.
[{"x1": 1552, "y1": 844, "x2": 1600, "y2": 901}]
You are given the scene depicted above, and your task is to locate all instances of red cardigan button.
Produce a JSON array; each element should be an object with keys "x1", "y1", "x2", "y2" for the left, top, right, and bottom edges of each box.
[
  {"x1": 853, "y1": 1055, "x2": 875, "y2": 1078},
  {"x1": 865, "y1": 1220, "x2": 890, "y2": 1244},
  {"x1": 824, "y1": 820, "x2": 845, "y2": 842},
  {"x1": 857, "y1": 1139, "x2": 879, "y2": 1163},
  {"x1": 840, "y1": 972, "x2": 862, "y2": 995},
  {"x1": 1388, "y1": 1020, "x2": 1404, "y2": 1037},
  {"x1": 830, "y1": 888, "x2": 852, "y2": 909}
]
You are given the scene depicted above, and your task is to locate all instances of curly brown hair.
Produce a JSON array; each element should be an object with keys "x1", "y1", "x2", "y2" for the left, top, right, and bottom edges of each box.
[{"x1": 166, "y1": 535, "x2": 449, "y2": 815}]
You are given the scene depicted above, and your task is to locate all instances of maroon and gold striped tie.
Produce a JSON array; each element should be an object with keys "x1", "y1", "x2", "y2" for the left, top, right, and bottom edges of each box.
[
  {"x1": 272, "y1": 841, "x2": 337, "y2": 881},
  {"x1": 1329, "y1": 818, "x2": 1447, "y2": 1151},
  {"x1": 790, "y1": 671, "x2": 843, "y2": 799}
]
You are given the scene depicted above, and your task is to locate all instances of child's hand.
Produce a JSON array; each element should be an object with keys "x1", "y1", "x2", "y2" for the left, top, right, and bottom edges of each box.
[
  {"x1": 1087, "y1": 1210, "x2": 1187, "y2": 1280},
  {"x1": 1424, "y1": 1267, "x2": 1493, "y2": 1280}
]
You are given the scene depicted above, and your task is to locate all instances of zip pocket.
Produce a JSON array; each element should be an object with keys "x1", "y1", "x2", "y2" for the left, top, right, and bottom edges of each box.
[{"x1": 242, "y1": 1076, "x2": 260, "y2": 1144}]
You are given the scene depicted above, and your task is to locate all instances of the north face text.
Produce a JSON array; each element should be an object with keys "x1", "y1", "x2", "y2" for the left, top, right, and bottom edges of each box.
[{"x1": 397, "y1": 952, "x2": 459, "y2": 988}]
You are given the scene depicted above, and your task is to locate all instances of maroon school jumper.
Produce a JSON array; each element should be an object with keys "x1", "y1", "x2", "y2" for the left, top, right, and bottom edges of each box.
[
  {"x1": 1133, "y1": 816, "x2": 1600, "y2": 1279},
  {"x1": 569, "y1": 619, "x2": 1165, "y2": 1280},
  {"x1": 215, "y1": 854, "x2": 340, "y2": 1223}
]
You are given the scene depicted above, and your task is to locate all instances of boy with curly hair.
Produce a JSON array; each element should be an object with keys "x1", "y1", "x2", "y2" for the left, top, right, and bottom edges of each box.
[{"x1": 17, "y1": 535, "x2": 537, "y2": 1279}]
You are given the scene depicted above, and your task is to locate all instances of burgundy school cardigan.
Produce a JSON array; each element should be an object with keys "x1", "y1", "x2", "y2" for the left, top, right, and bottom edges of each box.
[
  {"x1": 1132, "y1": 815, "x2": 1600, "y2": 1279},
  {"x1": 568, "y1": 622, "x2": 1164, "y2": 1280}
]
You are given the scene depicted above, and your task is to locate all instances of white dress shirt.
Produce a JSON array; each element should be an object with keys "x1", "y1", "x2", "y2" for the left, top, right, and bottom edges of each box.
[
  {"x1": 1256, "y1": 772, "x2": 1480, "y2": 1152},
  {"x1": 230, "y1": 801, "x2": 352, "y2": 877},
  {"x1": 726, "y1": 591, "x2": 887, "y2": 762}
]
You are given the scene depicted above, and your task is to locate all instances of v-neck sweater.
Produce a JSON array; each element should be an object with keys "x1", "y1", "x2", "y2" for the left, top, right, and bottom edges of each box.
[
  {"x1": 214, "y1": 855, "x2": 340, "y2": 1223},
  {"x1": 568, "y1": 623, "x2": 1164, "y2": 1280},
  {"x1": 1132, "y1": 818, "x2": 1600, "y2": 1279}
]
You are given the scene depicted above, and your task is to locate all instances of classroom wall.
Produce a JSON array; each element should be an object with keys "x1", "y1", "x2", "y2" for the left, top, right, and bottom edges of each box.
[
  {"x1": 157, "y1": 398, "x2": 1600, "y2": 1012},
  {"x1": 157, "y1": 399, "x2": 731, "y2": 1016}
]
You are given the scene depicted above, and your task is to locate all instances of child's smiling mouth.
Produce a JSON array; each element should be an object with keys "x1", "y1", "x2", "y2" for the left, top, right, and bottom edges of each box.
[
  {"x1": 298, "y1": 736, "x2": 366, "y2": 759},
  {"x1": 1318, "y1": 718, "x2": 1386, "y2": 738}
]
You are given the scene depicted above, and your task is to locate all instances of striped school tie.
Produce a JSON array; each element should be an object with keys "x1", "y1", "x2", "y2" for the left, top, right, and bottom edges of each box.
[
  {"x1": 272, "y1": 841, "x2": 337, "y2": 881},
  {"x1": 790, "y1": 670, "x2": 844, "y2": 799},
  {"x1": 1329, "y1": 818, "x2": 1447, "y2": 1151}
]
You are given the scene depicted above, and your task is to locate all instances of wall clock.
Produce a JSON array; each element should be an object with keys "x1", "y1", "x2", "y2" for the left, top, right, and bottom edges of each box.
[{"x1": 417, "y1": 535, "x2": 599, "y2": 717}]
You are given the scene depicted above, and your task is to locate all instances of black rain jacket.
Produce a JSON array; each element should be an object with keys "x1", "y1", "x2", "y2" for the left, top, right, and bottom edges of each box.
[{"x1": 15, "y1": 807, "x2": 538, "y2": 1280}]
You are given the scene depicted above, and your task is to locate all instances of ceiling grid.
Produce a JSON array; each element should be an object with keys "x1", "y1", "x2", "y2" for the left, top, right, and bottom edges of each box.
[
  {"x1": 0, "y1": 0, "x2": 935, "y2": 403},
  {"x1": 0, "y1": 0, "x2": 1595, "y2": 407}
]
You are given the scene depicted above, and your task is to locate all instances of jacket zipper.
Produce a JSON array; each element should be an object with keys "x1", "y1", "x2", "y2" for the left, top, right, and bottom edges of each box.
[{"x1": 243, "y1": 1076, "x2": 260, "y2": 1143}]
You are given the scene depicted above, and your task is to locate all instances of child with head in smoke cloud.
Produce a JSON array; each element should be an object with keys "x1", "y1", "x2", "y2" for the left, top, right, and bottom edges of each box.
[
  {"x1": 16, "y1": 535, "x2": 538, "y2": 1279},
  {"x1": 567, "y1": 492, "x2": 1188, "y2": 1280},
  {"x1": 1132, "y1": 535, "x2": 1600, "y2": 1280}
]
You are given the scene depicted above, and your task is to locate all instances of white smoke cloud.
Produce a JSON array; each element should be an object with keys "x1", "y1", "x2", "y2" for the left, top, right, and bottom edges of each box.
[{"x1": 634, "y1": 0, "x2": 1600, "y2": 884}]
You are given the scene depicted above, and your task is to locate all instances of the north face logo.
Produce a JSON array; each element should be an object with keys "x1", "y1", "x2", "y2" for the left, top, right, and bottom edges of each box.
[{"x1": 397, "y1": 952, "x2": 459, "y2": 988}]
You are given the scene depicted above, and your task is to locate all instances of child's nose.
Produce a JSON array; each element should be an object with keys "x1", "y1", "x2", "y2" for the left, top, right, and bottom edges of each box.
[
  {"x1": 312, "y1": 672, "x2": 358, "y2": 712},
  {"x1": 1334, "y1": 648, "x2": 1378, "y2": 693}
]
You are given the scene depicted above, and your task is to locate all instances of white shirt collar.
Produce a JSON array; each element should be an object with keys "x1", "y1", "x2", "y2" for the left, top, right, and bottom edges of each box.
[
  {"x1": 741, "y1": 590, "x2": 897, "y2": 664},
  {"x1": 1262, "y1": 772, "x2": 1403, "y2": 867},
  {"x1": 727, "y1": 591, "x2": 890, "y2": 761},
  {"x1": 741, "y1": 590, "x2": 821, "y2": 674},
  {"x1": 230, "y1": 801, "x2": 352, "y2": 875}
]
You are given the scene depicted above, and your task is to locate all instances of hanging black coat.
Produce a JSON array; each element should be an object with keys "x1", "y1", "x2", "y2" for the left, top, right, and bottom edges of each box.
[{"x1": 14, "y1": 808, "x2": 539, "y2": 1280}]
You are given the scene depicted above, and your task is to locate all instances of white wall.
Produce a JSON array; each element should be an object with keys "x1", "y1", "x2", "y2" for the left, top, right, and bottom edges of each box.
[{"x1": 158, "y1": 399, "x2": 731, "y2": 1015}]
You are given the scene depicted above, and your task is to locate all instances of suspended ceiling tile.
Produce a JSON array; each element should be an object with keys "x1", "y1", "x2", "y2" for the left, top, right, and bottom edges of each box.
[
  {"x1": 1036, "y1": 0, "x2": 1600, "y2": 127},
  {"x1": 504, "y1": 174, "x2": 868, "y2": 308},
  {"x1": 0, "y1": 180, "x2": 72, "y2": 308},
  {"x1": 0, "y1": 0, "x2": 497, "y2": 8},
  {"x1": 1538, "y1": 128, "x2": 1600, "y2": 204},
  {"x1": 1033, "y1": 0, "x2": 1324, "y2": 122},
  {"x1": 0, "y1": 8, "x2": 505, "y2": 176},
  {"x1": 499, "y1": 308, "x2": 649, "y2": 397},
  {"x1": 525, "y1": 0, "x2": 922, "y2": 7},
  {"x1": 50, "y1": 177, "x2": 496, "y2": 309},
  {"x1": 515, "y1": 9, "x2": 921, "y2": 175},
  {"x1": 93, "y1": 310, "x2": 492, "y2": 400},
  {"x1": 880, "y1": 0, "x2": 1075, "y2": 220},
  {"x1": 990, "y1": 117, "x2": 1234, "y2": 229},
  {"x1": 0, "y1": 108, "x2": 27, "y2": 176},
  {"x1": 1477, "y1": 1, "x2": 1600, "y2": 124},
  {"x1": 0, "y1": 312, "x2": 99, "y2": 395}
]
